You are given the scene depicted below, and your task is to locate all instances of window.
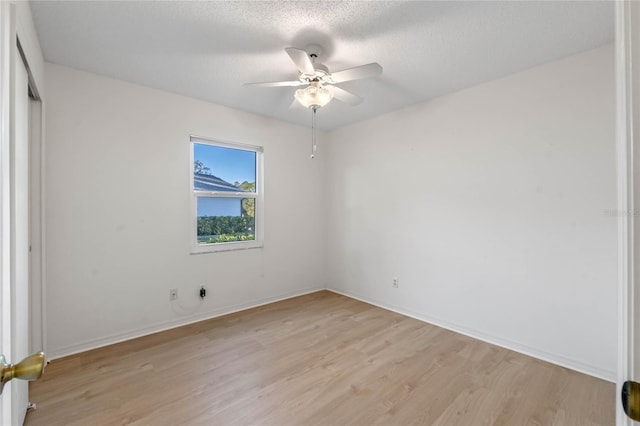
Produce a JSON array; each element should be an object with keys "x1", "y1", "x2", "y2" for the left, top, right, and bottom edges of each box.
[{"x1": 191, "y1": 136, "x2": 263, "y2": 253}]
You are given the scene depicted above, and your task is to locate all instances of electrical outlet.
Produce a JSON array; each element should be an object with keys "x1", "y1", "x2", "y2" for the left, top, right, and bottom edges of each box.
[
  {"x1": 392, "y1": 277, "x2": 399, "y2": 288},
  {"x1": 169, "y1": 288, "x2": 178, "y2": 300}
]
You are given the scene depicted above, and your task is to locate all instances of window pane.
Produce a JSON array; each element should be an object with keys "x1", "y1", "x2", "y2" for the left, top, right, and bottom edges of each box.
[
  {"x1": 193, "y1": 143, "x2": 256, "y2": 193},
  {"x1": 196, "y1": 197, "x2": 255, "y2": 244}
]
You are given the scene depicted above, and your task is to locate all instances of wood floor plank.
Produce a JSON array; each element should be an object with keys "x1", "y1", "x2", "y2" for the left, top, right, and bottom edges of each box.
[{"x1": 25, "y1": 291, "x2": 614, "y2": 425}]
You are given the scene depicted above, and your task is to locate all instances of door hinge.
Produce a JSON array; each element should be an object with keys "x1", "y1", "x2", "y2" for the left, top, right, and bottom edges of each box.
[{"x1": 622, "y1": 381, "x2": 640, "y2": 421}]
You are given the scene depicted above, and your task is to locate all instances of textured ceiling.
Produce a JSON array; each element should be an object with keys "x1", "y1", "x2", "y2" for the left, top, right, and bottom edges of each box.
[{"x1": 30, "y1": 1, "x2": 614, "y2": 130}]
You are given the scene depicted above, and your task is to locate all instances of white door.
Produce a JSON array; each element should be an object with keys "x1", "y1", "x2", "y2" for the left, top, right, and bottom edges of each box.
[
  {"x1": 0, "y1": 4, "x2": 32, "y2": 423},
  {"x1": 10, "y1": 45, "x2": 30, "y2": 426}
]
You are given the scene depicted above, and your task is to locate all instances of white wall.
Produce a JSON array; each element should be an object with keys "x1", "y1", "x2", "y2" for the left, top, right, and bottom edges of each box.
[
  {"x1": 44, "y1": 63, "x2": 326, "y2": 358},
  {"x1": 325, "y1": 44, "x2": 617, "y2": 380}
]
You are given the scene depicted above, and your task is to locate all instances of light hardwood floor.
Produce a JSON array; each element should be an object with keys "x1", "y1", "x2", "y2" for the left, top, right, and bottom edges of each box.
[{"x1": 25, "y1": 291, "x2": 614, "y2": 425}]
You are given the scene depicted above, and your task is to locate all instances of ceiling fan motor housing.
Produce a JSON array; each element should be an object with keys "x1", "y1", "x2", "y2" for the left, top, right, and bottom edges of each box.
[{"x1": 300, "y1": 62, "x2": 331, "y2": 83}]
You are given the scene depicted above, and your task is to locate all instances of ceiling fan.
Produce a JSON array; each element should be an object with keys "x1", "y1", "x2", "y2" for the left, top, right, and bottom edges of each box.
[{"x1": 243, "y1": 46, "x2": 383, "y2": 110}]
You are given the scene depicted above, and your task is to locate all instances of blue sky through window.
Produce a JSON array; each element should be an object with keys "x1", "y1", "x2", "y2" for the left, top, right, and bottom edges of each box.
[{"x1": 194, "y1": 143, "x2": 256, "y2": 184}]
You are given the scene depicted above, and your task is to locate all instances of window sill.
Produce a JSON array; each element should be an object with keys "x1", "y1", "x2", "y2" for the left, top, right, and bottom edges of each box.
[{"x1": 190, "y1": 241, "x2": 263, "y2": 254}]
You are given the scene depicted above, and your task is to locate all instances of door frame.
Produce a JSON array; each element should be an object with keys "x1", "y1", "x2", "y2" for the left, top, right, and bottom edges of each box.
[
  {"x1": 30, "y1": 96, "x2": 45, "y2": 356},
  {"x1": 13, "y1": 0, "x2": 47, "y2": 360},
  {"x1": 617, "y1": 1, "x2": 639, "y2": 425}
]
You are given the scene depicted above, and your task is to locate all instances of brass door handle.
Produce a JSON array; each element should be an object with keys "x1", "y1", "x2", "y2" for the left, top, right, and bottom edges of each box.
[
  {"x1": 0, "y1": 352, "x2": 45, "y2": 394},
  {"x1": 623, "y1": 380, "x2": 640, "y2": 421}
]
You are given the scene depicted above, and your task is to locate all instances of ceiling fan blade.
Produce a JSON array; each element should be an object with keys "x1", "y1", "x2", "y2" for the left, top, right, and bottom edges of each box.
[
  {"x1": 285, "y1": 47, "x2": 315, "y2": 75},
  {"x1": 330, "y1": 63, "x2": 383, "y2": 83},
  {"x1": 243, "y1": 80, "x2": 306, "y2": 88},
  {"x1": 331, "y1": 86, "x2": 363, "y2": 106}
]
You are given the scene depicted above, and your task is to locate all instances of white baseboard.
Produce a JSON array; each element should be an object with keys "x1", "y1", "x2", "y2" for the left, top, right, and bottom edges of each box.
[
  {"x1": 49, "y1": 284, "x2": 616, "y2": 383},
  {"x1": 328, "y1": 287, "x2": 616, "y2": 383},
  {"x1": 48, "y1": 286, "x2": 325, "y2": 360}
]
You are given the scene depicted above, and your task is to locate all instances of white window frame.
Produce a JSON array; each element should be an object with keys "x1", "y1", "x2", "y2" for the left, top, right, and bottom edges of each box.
[{"x1": 190, "y1": 135, "x2": 264, "y2": 254}]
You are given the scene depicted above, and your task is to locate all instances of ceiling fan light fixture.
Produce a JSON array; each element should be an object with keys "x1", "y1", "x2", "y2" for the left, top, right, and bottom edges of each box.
[{"x1": 294, "y1": 81, "x2": 333, "y2": 109}]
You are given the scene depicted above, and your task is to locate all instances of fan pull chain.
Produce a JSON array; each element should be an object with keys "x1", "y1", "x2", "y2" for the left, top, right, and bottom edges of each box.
[{"x1": 310, "y1": 106, "x2": 318, "y2": 159}]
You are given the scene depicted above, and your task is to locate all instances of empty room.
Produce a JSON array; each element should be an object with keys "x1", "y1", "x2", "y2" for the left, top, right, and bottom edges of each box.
[{"x1": 1, "y1": 0, "x2": 639, "y2": 425}]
